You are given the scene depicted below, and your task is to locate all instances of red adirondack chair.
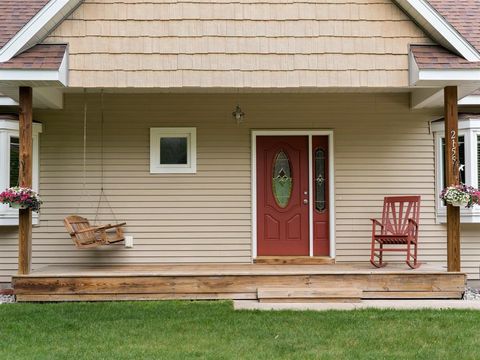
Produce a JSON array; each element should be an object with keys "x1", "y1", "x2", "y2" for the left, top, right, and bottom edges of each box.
[{"x1": 370, "y1": 196, "x2": 421, "y2": 269}]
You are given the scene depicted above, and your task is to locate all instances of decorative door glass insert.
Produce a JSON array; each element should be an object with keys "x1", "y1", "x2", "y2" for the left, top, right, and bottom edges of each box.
[
  {"x1": 272, "y1": 150, "x2": 292, "y2": 208},
  {"x1": 9, "y1": 136, "x2": 19, "y2": 187},
  {"x1": 315, "y1": 148, "x2": 326, "y2": 212}
]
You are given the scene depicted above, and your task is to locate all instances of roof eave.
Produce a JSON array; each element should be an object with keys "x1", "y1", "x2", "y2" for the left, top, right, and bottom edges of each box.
[{"x1": 0, "y1": 48, "x2": 68, "y2": 87}]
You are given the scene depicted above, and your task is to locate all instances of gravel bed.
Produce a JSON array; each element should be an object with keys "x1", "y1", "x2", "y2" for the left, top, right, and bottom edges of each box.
[
  {"x1": 0, "y1": 294, "x2": 15, "y2": 304},
  {"x1": 463, "y1": 287, "x2": 480, "y2": 300},
  {"x1": 1, "y1": 290, "x2": 479, "y2": 304}
]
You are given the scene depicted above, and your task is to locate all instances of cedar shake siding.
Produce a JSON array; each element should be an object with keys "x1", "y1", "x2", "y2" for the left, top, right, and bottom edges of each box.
[
  {"x1": 1, "y1": 92, "x2": 479, "y2": 283},
  {"x1": 43, "y1": 0, "x2": 431, "y2": 88}
]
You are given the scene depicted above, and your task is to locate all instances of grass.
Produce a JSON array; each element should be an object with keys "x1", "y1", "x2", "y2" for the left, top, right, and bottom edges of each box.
[{"x1": 0, "y1": 301, "x2": 479, "y2": 359}]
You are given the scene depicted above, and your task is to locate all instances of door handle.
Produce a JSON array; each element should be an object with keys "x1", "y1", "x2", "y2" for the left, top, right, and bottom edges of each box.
[{"x1": 303, "y1": 199, "x2": 309, "y2": 205}]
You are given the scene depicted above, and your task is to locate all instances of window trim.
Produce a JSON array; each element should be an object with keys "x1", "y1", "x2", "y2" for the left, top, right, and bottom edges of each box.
[
  {"x1": 433, "y1": 118, "x2": 480, "y2": 223},
  {"x1": 150, "y1": 127, "x2": 197, "y2": 174},
  {"x1": 0, "y1": 119, "x2": 42, "y2": 226}
]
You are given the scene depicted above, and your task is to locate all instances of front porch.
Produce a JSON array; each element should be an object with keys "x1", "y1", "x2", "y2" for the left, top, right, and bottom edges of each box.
[{"x1": 12, "y1": 262, "x2": 466, "y2": 302}]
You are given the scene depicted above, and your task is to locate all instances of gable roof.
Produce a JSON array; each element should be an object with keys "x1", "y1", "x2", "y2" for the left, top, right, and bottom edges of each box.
[
  {"x1": 0, "y1": 1, "x2": 477, "y2": 63},
  {"x1": 0, "y1": 0, "x2": 49, "y2": 48}
]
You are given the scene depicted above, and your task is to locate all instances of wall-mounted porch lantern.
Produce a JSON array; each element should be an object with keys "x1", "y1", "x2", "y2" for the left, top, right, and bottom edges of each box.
[{"x1": 232, "y1": 105, "x2": 245, "y2": 124}]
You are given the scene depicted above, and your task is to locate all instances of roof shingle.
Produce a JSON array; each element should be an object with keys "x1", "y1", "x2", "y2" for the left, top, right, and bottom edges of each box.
[
  {"x1": 0, "y1": 1, "x2": 50, "y2": 48},
  {"x1": 427, "y1": 0, "x2": 480, "y2": 53}
]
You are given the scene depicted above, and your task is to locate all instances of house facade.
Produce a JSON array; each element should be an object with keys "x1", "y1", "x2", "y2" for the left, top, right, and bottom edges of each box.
[{"x1": 1, "y1": 0, "x2": 480, "y2": 286}]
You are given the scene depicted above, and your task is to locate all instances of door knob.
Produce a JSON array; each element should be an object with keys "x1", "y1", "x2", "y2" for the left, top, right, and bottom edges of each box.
[{"x1": 303, "y1": 199, "x2": 309, "y2": 205}]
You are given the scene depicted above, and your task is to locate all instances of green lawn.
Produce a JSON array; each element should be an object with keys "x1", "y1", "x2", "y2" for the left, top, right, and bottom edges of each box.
[{"x1": 0, "y1": 301, "x2": 478, "y2": 359}]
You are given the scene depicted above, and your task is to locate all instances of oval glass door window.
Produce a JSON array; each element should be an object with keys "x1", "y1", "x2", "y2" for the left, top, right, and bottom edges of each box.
[
  {"x1": 272, "y1": 150, "x2": 293, "y2": 208},
  {"x1": 315, "y1": 149, "x2": 326, "y2": 212}
]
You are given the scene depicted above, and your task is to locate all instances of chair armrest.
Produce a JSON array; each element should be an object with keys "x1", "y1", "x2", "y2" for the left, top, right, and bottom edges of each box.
[
  {"x1": 408, "y1": 218, "x2": 419, "y2": 228},
  {"x1": 370, "y1": 218, "x2": 384, "y2": 228}
]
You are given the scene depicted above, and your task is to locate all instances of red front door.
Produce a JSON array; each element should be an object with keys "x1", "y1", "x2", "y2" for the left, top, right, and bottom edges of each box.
[{"x1": 256, "y1": 136, "x2": 309, "y2": 256}]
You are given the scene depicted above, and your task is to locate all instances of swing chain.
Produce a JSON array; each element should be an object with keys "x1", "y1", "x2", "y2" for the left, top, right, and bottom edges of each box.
[{"x1": 93, "y1": 90, "x2": 119, "y2": 225}]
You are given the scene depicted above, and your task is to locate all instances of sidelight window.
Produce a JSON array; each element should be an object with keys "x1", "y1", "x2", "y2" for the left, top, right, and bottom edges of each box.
[{"x1": 314, "y1": 149, "x2": 326, "y2": 212}]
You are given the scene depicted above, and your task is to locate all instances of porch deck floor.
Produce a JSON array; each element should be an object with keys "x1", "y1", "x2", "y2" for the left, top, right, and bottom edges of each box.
[
  {"x1": 12, "y1": 262, "x2": 466, "y2": 302},
  {"x1": 17, "y1": 262, "x2": 452, "y2": 277}
]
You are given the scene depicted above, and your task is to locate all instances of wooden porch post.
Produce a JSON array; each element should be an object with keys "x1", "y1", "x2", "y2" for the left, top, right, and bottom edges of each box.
[
  {"x1": 444, "y1": 86, "x2": 461, "y2": 272},
  {"x1": 18, "y1": 86, "x2": 33, "y2": 275}
]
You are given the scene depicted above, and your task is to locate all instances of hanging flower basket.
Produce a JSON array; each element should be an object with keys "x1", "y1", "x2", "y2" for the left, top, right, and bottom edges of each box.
[
  {"x1": 440, "y1": 184, "x2": 480, "y2": 208},
  {"x1": 0, "y1": 187, "x2": 43, "y2": 212},
  {"x1": 9, "y1": 203, "x2": 28, "y2": 210}
]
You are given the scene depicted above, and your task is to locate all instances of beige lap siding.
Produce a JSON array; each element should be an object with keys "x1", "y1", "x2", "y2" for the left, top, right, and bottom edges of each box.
[
  {"x1": 44, "y1": 0, "x2": 430, "y2": 88},
  {"x1": 0, "y1": 228, "x2": 19, "y2": 283},
  {"x1": 1, "y1": 92, "x2": 480, "y2": 283}
]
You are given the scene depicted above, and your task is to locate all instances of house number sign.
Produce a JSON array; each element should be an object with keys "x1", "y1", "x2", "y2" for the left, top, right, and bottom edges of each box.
[{"x1": 450, "y1": 130, "x2": 459, "y2": 178}]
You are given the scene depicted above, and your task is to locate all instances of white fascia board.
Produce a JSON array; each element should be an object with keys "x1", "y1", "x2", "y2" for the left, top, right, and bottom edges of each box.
[
  {"x1": 411, "y1": 68, "x2": 480, "y2": 86},
  {"x1": 0, "y1": 96, "x2": 17, "y2": 106},
  {"x1": 459, "y1": 95, "x2": 480, "y2": 105},
  {"x1": 0, "y1": 69, "x2": 64, "y2": 83},
  {"x1": 0, "y1": 0, "x2": 82, "y2": 62},
  {"x1": 395, "y1": 0, "x2": 480, "y2": 61},
  {"x1": 415, "y1": 69, "x2": 480, "y2": 85}
]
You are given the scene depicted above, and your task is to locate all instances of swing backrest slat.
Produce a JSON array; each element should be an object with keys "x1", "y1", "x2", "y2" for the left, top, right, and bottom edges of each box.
[{"x1": 64, "y1": 215, "x2": 98, "y2": 246}]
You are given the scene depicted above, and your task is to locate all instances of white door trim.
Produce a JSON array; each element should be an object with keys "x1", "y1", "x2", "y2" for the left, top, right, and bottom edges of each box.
[{"x1": 251, "y1": 130, "x2": 335, "y2": 261}]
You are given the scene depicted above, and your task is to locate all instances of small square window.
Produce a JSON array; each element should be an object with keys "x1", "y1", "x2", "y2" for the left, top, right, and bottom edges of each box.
[
  {"x1": 160, "y1": 137, "x2": 188, "y2": 165},
  {"x1": 150, "y1": 128, "x2": 196, "y2": 173}
]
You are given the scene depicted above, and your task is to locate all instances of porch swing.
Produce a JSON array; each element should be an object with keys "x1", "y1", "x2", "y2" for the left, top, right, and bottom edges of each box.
[{"x1": 64, "y1": 91, "x2": 126, "y2": 249}]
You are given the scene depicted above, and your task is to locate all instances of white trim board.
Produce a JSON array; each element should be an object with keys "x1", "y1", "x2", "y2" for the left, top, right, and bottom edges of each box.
[
  {"x1": 0, "y1": 96, "x2": 17, "y2": 106},
  {"x1": 459, "y1": 95, "x2": 480, "y2": 106},
  {"x1": 251, "y1": 130, "x2": 335, "y2": 260}
]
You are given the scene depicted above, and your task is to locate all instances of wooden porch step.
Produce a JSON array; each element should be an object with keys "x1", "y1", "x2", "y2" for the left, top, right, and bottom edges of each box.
[{"x1": 257, "y1": 287, "x2": 363, "y2": 303}]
